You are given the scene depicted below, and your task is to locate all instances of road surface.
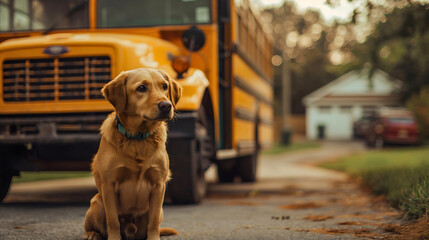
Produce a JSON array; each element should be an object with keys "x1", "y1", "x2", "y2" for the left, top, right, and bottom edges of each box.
[{"x1": 0, "y1": 141, "x2": 402, "y2": 239}]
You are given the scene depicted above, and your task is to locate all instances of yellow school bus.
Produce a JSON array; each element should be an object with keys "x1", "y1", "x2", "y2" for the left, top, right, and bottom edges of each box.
[{"x1": 0, "y1": 0, "x2": 273, "y2": 203}]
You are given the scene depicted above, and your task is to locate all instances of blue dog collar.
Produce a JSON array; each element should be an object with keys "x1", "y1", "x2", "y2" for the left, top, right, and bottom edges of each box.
[{"x1": 116, "y1": 115, "x2": 150, "y2": 141}]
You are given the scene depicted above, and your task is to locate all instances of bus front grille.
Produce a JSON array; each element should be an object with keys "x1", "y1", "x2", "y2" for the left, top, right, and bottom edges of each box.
[{"x1": 2, "y1": 56, "x2": 111, "y2": 102}]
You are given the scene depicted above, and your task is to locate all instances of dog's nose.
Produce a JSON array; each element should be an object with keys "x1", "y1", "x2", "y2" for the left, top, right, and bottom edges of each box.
[{"x1": 158, "y1": 101, "x2": 172, "y2": 113}]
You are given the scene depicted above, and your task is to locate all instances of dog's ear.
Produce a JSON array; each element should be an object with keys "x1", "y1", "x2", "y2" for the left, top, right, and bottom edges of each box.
[
  {"x1": 102, "y1": 71, "x2": 128, "y2": 113},
  {"x1": 159, "y1": 70, "x2": 182, "y2": 108},
  {"x1": 168, "y1": 74, "x2": 182, "y2": 108}
]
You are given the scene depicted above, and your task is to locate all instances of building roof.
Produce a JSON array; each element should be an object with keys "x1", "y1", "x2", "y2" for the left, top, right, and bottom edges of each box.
[{"x1": 302, "y1": 67, "x2": 401, "y2": 106}]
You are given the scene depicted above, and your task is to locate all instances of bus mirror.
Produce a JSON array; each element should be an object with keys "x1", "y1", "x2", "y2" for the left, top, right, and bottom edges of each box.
[{"x1": 182, "y1": 26, "x2": 206, "y2": 52}]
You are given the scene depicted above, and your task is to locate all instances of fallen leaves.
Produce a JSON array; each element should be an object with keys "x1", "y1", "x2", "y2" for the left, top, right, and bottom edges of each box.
[
  {"x1": 224, "y1": 201, "x2": 261, "y2": 206},
  {"x1": 294, "y1": 228, "x2": 383, "y2": 238},
  {"x1": 338, "y1": 221, "x2": 372, "y2": 226},
  {"x1": 381, "y1": 217, "x2": 429, "y2": 240},
  {"x1": 279, "y1": 202, "x2": 324, "y2": 210},
  {"x1": 295, "y1": 228, "x2": 370, "y2": 235},
  {"x1": 304, "y1": 215, "x2": 334, "y2": 222}
]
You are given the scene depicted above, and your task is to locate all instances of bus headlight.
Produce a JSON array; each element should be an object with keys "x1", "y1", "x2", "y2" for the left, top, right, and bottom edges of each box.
[{"x1": 172, "y1": 55, "x2": 189, "y2": 78}]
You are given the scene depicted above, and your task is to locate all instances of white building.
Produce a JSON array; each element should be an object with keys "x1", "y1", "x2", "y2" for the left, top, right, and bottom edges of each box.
[{"x1": 303, "y1": 68, "x2": 400, "y2": 140}]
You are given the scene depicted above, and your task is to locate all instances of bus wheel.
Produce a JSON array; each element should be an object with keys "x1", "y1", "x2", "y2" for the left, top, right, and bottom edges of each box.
[
  {"x1": 238, "y1": 153, "x2": 258, "y2": 182},
  {"x1": 0, "y1": 165, "x2": 12, "y2": 202},
  {"x1": 238, "y1": 113, "x2": 259, "y2": 182},
  {"x1": 217, "y1": 159, "x2": 236, "y2": 183},
  {"x1": 167, "y1": 127, "x2": 207, "y2": 204},
  {"x1": 167, "y1": 109, "x2": 213, "y2": 204}
]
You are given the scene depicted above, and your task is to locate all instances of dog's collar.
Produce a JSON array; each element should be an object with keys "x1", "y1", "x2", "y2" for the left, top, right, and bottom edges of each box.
[{"x1": 115, "y1": 115, "x2": 151, "y2": 141}]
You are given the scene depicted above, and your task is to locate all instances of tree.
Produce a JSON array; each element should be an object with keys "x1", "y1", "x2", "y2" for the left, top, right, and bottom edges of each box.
[
  {"x1": 263, "y1": 2, "x2": 359, "y2": 114},
  {"x1": 356, "y1": 2, "x2": 429, "y2": 101},
  {"x1": 346, "y1": 1, "x2": 429, "y2": 139},
  {"x1": 264, "y1": 1, "x2": 429, "y2": 115}
]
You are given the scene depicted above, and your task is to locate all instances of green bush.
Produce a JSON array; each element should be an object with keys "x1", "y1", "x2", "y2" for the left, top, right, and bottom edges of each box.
[
  {"x1": 360, "y1": 165, "x2": 429, "y2": 219},
  {"x1": 403, "y1": 173, "x2": 429, "y2": 219},
  {"x1": 321, "y1": 147, "x2": 429, "y2": 219}
]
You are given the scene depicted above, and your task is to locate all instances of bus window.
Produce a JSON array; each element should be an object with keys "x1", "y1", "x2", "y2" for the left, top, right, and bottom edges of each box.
[
  {"x1": 0, "y1": 0, "x2": 89, "y2": 32},
  {"x1": 0, "y1": 0, "x2": 9, "y2": 31},
  {"x1": 97, "y1": 0, "x2": 211, "y2": 28}
]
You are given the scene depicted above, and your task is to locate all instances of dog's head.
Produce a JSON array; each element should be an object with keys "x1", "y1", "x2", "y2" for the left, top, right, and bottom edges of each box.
[{"x1": 102, "y1": 68, "x2": 182, "y2": 121}]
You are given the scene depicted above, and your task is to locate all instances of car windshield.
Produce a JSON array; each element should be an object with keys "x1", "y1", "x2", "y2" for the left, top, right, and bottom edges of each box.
[
  {"x1": 388, "y1": 118, "x2": 415, "y2": 124},
  {"x1": 0, "y1": 0, "x2": 89, "y2": 32},
  {"x1": 97, "y1": 0, "x2": 211, "y2": 28}
]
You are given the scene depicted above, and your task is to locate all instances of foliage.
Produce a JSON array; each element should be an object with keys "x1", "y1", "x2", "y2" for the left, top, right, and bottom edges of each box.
[
  {"x1": 264, "y1": 1, "x2": 429, "y2": 114},
  {"x1": 403, "y1": 173, "x2": 429, "y2": 218},
  {"x1": 361, "y1": 166, "x2": 429, "y2": 219},
  {"x1": 263, "y1": 3, "x2": 359, "y2": 114},
  {"x1": 407, "y1": 87, "x2": 429, "y2": 139},
  {"x1": 353, "y1": 2, "x2": 429, "y2": 100},
  {"x1": 321, "y1": 146, "x2": 429, "y2": 219}
]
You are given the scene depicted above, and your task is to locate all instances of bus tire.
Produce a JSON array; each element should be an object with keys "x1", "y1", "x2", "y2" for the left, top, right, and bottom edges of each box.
[
  {"x1": 167, "y1": 137, "x2": 206, "y2": 204},
  {"x1": 238, "y1": 154, "x2": 258, "y2": 182},
  {"x1": 0, "y1": 165, "x2": 12, "y2": 202},
  {"x1": 167, "y1": 108, "x2": 213, "y2": 204},
  {"x1": 238, "y1": 111, "x2": 259, "y2": 182},
  {"x1": 217, "y1": 159, "x2": 236, "y2": 183}
]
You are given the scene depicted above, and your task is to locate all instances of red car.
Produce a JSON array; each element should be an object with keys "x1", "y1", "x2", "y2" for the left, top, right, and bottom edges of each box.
[{"x1": 365, "y1": 108, "x2": 419, "y2": 148}]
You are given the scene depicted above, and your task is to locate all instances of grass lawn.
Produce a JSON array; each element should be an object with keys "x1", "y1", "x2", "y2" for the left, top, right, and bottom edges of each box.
[
  {"x1": 321, "y1": 147, "x2": 429, "y2": 174},
  {"x1": 321, "y1": 146, "x2": 429, "y2": 219},
  {"x1": 13, "y1": 171, "x2": 92, "y2": 184},
  {"x1": 262, "y1": 141, "x2": 321, "y2": 155}
]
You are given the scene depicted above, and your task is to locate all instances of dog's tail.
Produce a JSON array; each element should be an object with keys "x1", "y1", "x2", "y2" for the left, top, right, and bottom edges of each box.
[{"x1": 160, "y1": 227, "x2": 178, "y2": 236}]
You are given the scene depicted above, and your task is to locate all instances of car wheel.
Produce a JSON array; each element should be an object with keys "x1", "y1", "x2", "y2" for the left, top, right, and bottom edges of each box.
[{"x1": 375, "y1": 137, "x2": 384, "y2": 149}]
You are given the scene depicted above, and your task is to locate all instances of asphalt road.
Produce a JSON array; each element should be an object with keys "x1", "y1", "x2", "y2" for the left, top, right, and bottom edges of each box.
[{"x1": 0, "y1": 142, "x2": 402, "y2": 240}]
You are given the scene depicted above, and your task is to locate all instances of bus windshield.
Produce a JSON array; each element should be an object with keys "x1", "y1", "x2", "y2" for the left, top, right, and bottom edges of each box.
[
  {"x1": 0, "y1": 0, "x2": 89, "y2": 32},
  {"x1": 97, "y1": 0, "x2": 211, "y2": 28}
]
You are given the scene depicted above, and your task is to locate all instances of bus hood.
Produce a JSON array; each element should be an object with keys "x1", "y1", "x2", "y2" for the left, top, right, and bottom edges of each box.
[
  {"x1": 0, "y1": 32, "x2": 182, "y2": 75},
  {"x1": 0, "y1": 33, "x2": 208, "y2": 113}
]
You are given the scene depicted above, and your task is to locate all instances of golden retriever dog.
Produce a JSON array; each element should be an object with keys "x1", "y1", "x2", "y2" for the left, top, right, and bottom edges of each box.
[{"x1": 83, "y1": 68, "x2": 181, "y2": 240}]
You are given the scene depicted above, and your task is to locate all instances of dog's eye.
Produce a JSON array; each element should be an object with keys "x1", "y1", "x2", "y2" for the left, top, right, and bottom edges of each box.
[
  {"x1": 137, "y1": 85, "x2": 147, "y2": 93},
  {"x1": 162, "y1": 83, "x2": 168, "y2": 91}
]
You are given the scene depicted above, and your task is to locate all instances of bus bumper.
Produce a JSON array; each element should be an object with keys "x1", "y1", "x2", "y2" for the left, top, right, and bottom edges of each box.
[{"x1": 0, "y1": 114, "x2": 105, "y2": 171}]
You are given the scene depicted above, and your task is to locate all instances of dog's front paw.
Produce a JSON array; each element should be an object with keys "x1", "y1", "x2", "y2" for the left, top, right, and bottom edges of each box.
[
  {"x1": 106, "y1": 231, "x2": 121, "y2": 240},
  {"x1": 107, "y1": 235, "x2": 121, "y2": 240},
  {"x1": 147, "y1": 231, "x2": 160, "y2": 240},
  {"x1": 83, "y1": 231, "x2": 102, "y2": 240},
  {"x1": 147, "y1": 237, "x2": 160, "y2": 240}
]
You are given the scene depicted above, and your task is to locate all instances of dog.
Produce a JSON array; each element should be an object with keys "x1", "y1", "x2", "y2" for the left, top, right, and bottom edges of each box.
[{"x1": 83, "y1": 68, "x2": 182, "y2": 240}]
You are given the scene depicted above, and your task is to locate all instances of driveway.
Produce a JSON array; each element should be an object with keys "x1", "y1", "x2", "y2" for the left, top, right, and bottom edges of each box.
[{"x1": 0, "y1": 141, "x2": 402, "y2": 239}]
